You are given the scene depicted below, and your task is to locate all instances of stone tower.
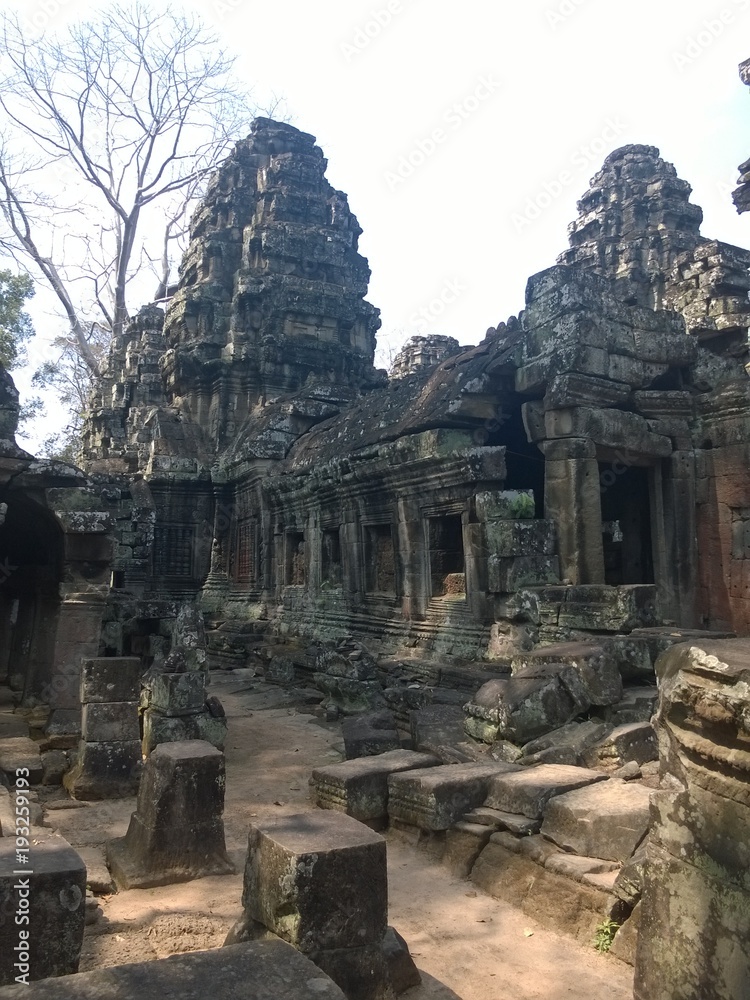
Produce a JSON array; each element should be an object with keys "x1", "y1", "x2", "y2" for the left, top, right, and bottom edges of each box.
[{"x1": 161, "y1": 118, "x2": 381, "y2": 451}]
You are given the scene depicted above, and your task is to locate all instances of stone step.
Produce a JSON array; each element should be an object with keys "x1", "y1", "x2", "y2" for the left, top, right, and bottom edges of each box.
[
  {"x1": 485, "y1": 764, "x2": 607, "y2": 820},
  {"x1": 311, "y1": 750, "x2": 440, "y2": 826},
  {"x1": 541, "y1": 778, "x2": 653, "y2": 863},
  {"x1": 388, "y1": 761, "x2": 522, "y2": 832}
]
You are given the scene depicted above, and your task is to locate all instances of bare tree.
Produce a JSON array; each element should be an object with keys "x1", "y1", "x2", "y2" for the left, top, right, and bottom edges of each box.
[{"x1": 0, "y1": 3, "x2": 269, "y2": 381}]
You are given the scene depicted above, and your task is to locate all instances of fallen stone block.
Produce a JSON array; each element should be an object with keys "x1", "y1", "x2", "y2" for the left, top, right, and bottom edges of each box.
[
  {"x1": 0, "y1": 940, "x2": 347, "y2": 999},
  {"x1": 464, "y1": 664, "x2": 591, "y2": 744},
  {"x1": 0, "y1": 737, "x2": 43, "y2": 785},
  {"x1": 342, "y1": 711, "x2": 400, "y2": 760},
  {"x1": 581, "y1": 722, "x2": 657, "y2": 770},
  {"x1": 520, "y1": 720, "x2": 610, "y2": 761},
  {"x1": 511, "y1": 642, "x2": 623, "y2": 707},
  {"x1": 63, "y1": 740, "x2": 142, "y2": 800},
  {"x1": 41, "y1": 750, "x2": 70, "y2": 786},
  {"x1": 311, "y1": 750, "x2": 439, "y2": 826},
  {"x1": 541, "y1": 778, "x2": 652, "y2": 862},
  {"x1": 485, "y1": 764, "x2": 607, "y2": 819},
  {"x1": 0, "y1": 835, "x2": 86, "y2": 985},
  {"x1": 388, "y1": 762, "x2": 521, "y2": 831},
  {"x1": 410, "y1": 704, "x2": 466, "y2": 754},
  {"x1": 107, "y1": 740, "x2": 233, "y2": 889}
]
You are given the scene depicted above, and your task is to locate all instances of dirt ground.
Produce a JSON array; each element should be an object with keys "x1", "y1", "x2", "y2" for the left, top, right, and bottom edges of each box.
[{"x1": 40, "y1": 671, "x2": 634, "y2": 1000}]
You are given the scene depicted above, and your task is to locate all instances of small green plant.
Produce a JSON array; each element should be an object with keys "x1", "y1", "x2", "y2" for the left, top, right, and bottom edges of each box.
[{"x1": 593, "y1": 918, "x2": 620, "y2": 953}]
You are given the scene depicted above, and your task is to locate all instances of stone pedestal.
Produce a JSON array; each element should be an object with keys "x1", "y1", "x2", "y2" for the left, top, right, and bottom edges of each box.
[
  {"x1": 0, "y1": 836, "x2": 86, "y2": 985},
  {"x1": 242, "y1": 812, "x2": 393, "y2": 1000},
  {"x1": 107, "y1": 740, "x2": 233, "y2": 889},
  {"x1": 63, "y1": 657, "x2": 142, "y2": 800}
]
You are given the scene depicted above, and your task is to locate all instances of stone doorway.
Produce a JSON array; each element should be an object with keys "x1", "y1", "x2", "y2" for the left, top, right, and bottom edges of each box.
[
  {"x1": 0, "y1": 492, "x2": 63, "y2": 701},
  {"x1": 599, "y1": 463, "x2": 654, "y2": 586},
  {"x1": 428, "y1": 515, "x2": 465, "y2": 597}
]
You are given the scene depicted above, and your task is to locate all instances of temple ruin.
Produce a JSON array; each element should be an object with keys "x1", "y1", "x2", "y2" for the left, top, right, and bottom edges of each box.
[{"x1": 1, "y1": 60, "x2": 750, "y2": 1000}]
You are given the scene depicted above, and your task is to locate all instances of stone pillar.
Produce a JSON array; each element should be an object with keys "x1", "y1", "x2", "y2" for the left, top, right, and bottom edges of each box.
[
  {"x1": 107, "y1": 740, "x2": 233, "y2": 890},
  {"x1": 635, "y1": 640, "x2": 750, "y2": 1000},
  {"x1": 308, "y1": 512, "x2": 322, "y2": 597},
  {"x1": 63, "y1": 657, "x2": 142, "y2": 800},
  {"x1": 340, "y1": 509, "x2": 363, "y2": 608},
  {"x1": 541, "y1": 438, "x2": 605, "y2": 585},
  {"x1": 0, "y1": 836, "x2": 86, "y2": 985},
  {"x1": 657, "y1": 451, "x2": 698, "y2": 627},
  {"x1": 239, "y1": 811, "x2": 393, "y2": 1000},
  {"x1": 45, "y1": 593, "x2": 109, "y2": 739},
  {"x1": 397, "y1": 500, "x2": 428, "y2": 620},
  {"x1": 463, "y1": 519, "x2": 490, "y2": 620}
]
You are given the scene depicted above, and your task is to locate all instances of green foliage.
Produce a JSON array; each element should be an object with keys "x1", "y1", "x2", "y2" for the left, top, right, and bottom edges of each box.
[
  {"x1": 509, "y1": 492, "x2": 536, "y2": 519},
  {"x1": 593, "y1": 918, "x2": 620, "y2": 953},
  {"x1": 0, "y1": 268, "x2": 34, "y2": 369}
]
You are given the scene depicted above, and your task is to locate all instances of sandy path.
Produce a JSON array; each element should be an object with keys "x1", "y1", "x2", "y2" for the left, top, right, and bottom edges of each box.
[{"x1": 43, "y1": 672, "x2": 633, "y2": 999}]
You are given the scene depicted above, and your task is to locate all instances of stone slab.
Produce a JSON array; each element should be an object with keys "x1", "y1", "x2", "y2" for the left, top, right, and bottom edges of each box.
[
  {"x1": 243, "y1": 811, "x2": 388, "y2": 954},
  {"x1": 0, "y1": 737, "x2": 43, "y2": 785},
  {"x1": 541, "y1": 778, "x2": 652, "y2": 862},
  {"x1": 485, "y1": 764, "x2": 607, "y2": 819},
  {"x1": 311, "y1": 750, "x2": 439, "y2": 824},
  {"x1": 80, "y1": 658, "x2": 141, "y2": 705},
  {"x1": 0, "y1": 835, "x2": 86, "y2": 985},
  {"x1": 388, "y1": 762, "x2": 522, "y2": 831},
  {"x1": 0, "y1": 941, "x2": 346, "y2": 999}
]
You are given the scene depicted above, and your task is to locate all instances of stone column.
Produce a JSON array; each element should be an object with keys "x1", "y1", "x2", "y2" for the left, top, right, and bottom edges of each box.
[
  {"x1": 45, "y1": 592, "x2": 109, "y2": 739},
  {"x1": 397, "y1": 500, "x2": 428, "y2": 620},
  {"x1": 63, "y1": 657, "x2": 142, "y2": 800},
  {"x1": 340, "y1": 508, "x2": 363, "y2": 608},
  {"x1": 656, "y1": 451, "x2": 698, "y2": 627},
  {"x1": 541, "y1": 438, "x2": 605, "y2": 585}
]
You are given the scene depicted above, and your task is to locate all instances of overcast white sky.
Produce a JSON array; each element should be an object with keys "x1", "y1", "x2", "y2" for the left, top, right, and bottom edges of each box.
[{"x1": 8, "y1": 0, "x2": 750, "y2": 447}]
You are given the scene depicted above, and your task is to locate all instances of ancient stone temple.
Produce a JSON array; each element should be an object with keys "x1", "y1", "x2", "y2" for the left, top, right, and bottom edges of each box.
[
  {"x1": 4, "y1": 103, "x2": 750, "y2": 730},
  {"x1": 70, "y1": 120, "x2": 750, "y2": 675}
]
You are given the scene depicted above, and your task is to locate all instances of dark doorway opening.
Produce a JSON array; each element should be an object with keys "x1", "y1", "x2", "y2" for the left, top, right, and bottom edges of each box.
[
  {"x1": 428, "y1": 515, "x2": 465, "y2": 597},
  {"x1": 599, "y1": 463, "x2": 654, "y2": 585}
]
